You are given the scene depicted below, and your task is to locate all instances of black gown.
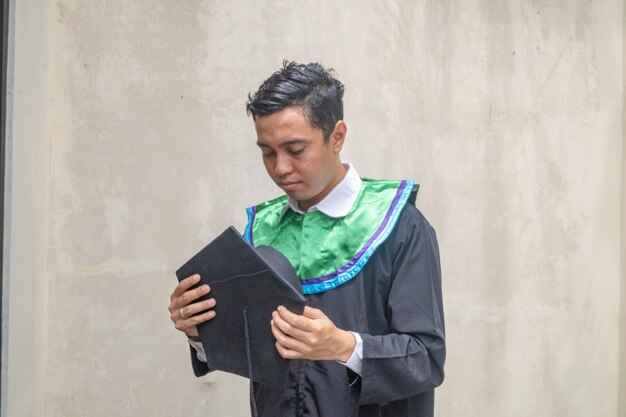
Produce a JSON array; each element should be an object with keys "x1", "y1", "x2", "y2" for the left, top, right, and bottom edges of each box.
[{"x1": 190, "y1": 204, "x2": 446, "y2": 417}]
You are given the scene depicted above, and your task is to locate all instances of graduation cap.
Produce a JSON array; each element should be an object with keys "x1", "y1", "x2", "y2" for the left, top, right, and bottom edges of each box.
[{"x1": 176, "y1": 226, "x2": 306, "y2": 389}]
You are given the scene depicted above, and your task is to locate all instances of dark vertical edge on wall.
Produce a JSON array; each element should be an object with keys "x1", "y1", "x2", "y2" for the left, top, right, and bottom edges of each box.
[{"x1": 0, "y1": 0, "x2": 8, "y2": 405}]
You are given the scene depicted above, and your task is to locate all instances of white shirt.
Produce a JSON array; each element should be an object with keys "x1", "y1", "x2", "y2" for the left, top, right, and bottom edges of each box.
[
  {"x1": 281, "y1": 162, "x2": 362, "y2": 218},
  {"x1": 189, "y1": 163, "x2": 364, "y2": 375}
]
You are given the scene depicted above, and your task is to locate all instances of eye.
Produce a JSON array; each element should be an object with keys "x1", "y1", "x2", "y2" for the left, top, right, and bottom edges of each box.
[
  {"x1": 289, "y1": 148, "x2": 305, "y2": 156},
  {"x1": 261, "y1": 150, "x2": 275, "y2": 159}
]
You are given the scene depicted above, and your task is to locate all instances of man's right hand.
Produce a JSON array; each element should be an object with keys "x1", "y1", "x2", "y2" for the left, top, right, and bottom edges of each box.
[{"x1": 168, "y1": 274, "x2": 216, "y2": 338}]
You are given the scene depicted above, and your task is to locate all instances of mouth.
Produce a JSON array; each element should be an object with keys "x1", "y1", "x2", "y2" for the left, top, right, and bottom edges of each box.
[{"x1": 279, "y1": 181, "x2": 300, "y2": 191}]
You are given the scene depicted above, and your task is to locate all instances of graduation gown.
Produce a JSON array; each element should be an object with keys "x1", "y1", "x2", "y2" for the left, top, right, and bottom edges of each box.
[{"x1": 190, "y1": 202, "x2": 445, "y2": 417}]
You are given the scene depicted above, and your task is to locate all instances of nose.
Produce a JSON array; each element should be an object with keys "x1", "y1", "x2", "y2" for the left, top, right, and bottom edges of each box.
[{"x1": 274, "y1": 153, "x2": 293, "y2": 177}]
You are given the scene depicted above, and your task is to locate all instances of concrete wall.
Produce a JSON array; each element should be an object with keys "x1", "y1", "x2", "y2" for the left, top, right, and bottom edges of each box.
[
  {"x1": 3, "y1": 1, "x2": 624, "y2": 416},
  {"x1": 618, "y1": 0, "x2": 626, "y2": 416},
  {"x1": 2, "y1": 0, "x2": 50, "y2": 416}
]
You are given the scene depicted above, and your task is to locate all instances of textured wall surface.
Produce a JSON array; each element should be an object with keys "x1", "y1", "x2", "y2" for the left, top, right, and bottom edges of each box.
[
  {"x1": 2, "y1": 0, "x2": 50, "y2": 416},
  {"x1": 618, "y1": 1, "x2": 626, "y2": 416},
  {"x1": 3, "y1": 1, "x2": 624, "y2": 416}
]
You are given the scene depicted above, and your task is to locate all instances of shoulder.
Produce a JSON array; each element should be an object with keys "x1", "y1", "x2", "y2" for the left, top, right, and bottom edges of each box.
[
  {"x1": 388, "y1": 203, "x2": 438, "y2": 251},
  {"x1": 358, "y1": 177, "x2": 436, "y2": 243},
  {"x1": 398, "y1": 204, "x2": 435, "y2": 232}
]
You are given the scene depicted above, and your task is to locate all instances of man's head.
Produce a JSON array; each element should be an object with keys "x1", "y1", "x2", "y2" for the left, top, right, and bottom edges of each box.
[
  {"x1": 246, "y1": 61, "x2": 344, "y2": 141},
  {"x1": 247, "y1": 61, "x2": 348, "y2": 212}
]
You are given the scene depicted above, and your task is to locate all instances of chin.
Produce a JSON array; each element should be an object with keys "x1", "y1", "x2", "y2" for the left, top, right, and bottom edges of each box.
[
  {"x1": 285, "y1": 190, "x2": 306, "y2": 201},
  {"x1": 285, "y1": 190, "x2": 314, "y2": 206}
]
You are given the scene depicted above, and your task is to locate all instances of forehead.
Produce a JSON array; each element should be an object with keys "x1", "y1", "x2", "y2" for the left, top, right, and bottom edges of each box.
[{"x1": 254, "y1": 107, "x2": 322, "y2": 145}]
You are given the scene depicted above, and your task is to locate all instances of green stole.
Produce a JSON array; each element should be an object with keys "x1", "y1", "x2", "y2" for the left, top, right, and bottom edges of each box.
[{"x1": 244, "y1": 179, "x2": 415, "y2": 294}]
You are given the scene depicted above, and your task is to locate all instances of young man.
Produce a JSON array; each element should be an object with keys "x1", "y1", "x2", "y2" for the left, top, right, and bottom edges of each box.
[{"x1": 169, "y1": 62, "x2": 445, "y2": 417}]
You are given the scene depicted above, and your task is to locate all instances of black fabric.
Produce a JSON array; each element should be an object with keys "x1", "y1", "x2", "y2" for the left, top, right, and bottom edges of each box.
[
  {"x1": 177, "y1": 227, "x2": 306, "y2": 388},
  {"x1": 408, "y1": 184, "x2": 420, "y2": 206},
  {"x1": 189, "y1": 206, "x2": 445, "y2": 417}
]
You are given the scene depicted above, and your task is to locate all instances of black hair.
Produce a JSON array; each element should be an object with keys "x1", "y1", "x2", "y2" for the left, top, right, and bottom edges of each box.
[{"x1": 246, "y1": 61, "x2": 344, "y2": 140}]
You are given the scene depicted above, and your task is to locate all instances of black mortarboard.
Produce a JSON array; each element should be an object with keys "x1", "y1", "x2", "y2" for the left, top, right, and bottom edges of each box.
[{"x1": 176, "y1": 226, "x2": 306, "y2": 389}]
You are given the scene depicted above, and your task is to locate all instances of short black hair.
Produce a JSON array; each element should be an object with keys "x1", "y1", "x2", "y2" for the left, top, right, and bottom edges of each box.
[{"x1": 246, "y1": 61, "x2": 344, "y2": 140}]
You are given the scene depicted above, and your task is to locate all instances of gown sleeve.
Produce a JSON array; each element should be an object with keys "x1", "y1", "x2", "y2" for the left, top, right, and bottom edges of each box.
[
  {"x1": 189, "y1": 345, "x2": 211, "y2": 377},
  {"x1": 358, "y1": 206, "x2": 446, "y2": 405}
]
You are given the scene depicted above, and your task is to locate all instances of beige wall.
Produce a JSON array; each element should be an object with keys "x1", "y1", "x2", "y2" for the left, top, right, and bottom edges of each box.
[
  {"x1": 2, "y1": 0, "x2": 50, "y2": 416},
  {"x1": 618, "y1": 0, "x2": 626, "y2": 416},
  {"x1": 3, "y1": 1, "x2": 624, "y2": 416}
]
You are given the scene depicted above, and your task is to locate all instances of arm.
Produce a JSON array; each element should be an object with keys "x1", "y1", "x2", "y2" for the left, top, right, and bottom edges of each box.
[{"x1": 358, "y1": 207, "x2": 445, "y2": 404}]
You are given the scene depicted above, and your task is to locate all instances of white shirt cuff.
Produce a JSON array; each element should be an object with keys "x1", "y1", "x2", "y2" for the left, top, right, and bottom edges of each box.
[
  {"x1": 188, "y1": 339, "x2": 207, "y2": 362},
  {"x1": 338, "y1": 332, "x2": 363, "y2": 376}
]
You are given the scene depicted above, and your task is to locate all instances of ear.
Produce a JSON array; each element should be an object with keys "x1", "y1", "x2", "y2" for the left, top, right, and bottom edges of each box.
[{"x1": 329, "y1": 120, "x2": 347, "y2": 154}]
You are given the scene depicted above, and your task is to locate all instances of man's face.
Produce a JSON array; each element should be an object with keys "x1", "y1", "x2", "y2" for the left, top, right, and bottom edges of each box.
[{"x1": 255, "y1": 106, "x2": 346, "y2": 211}]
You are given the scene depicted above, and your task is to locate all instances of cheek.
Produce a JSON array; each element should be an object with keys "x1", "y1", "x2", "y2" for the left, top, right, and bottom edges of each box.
[
  {"x1": 297, "y1": 161, "x2": 316, "y2": 181},
  {"x1": 305, "y1": 153, "x2": 332, "y2": 176},
  {"x1": 262, "y1": 161, "x2": 277, "y2": 182}
]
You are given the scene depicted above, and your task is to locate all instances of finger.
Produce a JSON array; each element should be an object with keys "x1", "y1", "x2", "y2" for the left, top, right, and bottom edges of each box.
[
  {"x1": 302, "y1": 306, "x2": 325, "y2": 319},
  {"x1": 275, "y1": 341, "x2": 304, "y2": 359},
  {"x1": 271, "y1": 319, "x2": 306, "y2": 349},
  {"x1": 181, "y1": 298, "x2": 216, "y2": 319},
  {"x1": 173, "y1": 284, "x2": 211, "y2": 310},
  {"x1": 272, "y1": 310, "x2": 309, "y2": 340},
  {"x1": 276, "y1": 306, "x2": 312, "y2": 332},
  {"x1": 175, "y1": 310, "x2": 216, "y2": 333},
  {"x1": 171, "y1": 274, "x2": 201, "y2": 300},
  {"x1": 170, "y1": 288, "x2": 212, "y2": 322}
]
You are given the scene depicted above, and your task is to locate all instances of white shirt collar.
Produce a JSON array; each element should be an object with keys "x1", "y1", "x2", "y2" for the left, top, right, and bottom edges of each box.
[{"x1": 280, "y1": 163, "x2": 362, "y2": 219}]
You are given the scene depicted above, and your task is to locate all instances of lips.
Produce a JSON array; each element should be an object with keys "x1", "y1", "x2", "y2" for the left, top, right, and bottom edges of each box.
[{"x1": 279, "y1": 181, "x2": 300, "y2": 191}]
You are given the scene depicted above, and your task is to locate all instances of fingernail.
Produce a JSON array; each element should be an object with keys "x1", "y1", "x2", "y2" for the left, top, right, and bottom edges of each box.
[
  {"x1": 209, "y1": 311, "x2": 216, "y2": 318},
  {"x1": 202, "y1": 285, "x2": 210, "y2": 293},
  {"x1": 194, "y1": 274, "x2": 200, "y2": 281},
  {"x1": 277, "y1": 306, "x2": 284, "y2": 311}
]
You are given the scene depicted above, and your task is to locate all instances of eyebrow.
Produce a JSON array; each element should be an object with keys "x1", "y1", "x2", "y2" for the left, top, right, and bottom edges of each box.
[{"x1": 256, "y1": 138, "x2": 309, "y2": 148}]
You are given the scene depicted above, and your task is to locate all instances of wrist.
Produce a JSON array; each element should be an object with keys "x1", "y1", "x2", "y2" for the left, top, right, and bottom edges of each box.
[
  {"x1": 187, "y1": 334, "x2": 201, "y2": 342},
  {"x1": 336, "y1": 330, "x2": 356, "y2": 362}
]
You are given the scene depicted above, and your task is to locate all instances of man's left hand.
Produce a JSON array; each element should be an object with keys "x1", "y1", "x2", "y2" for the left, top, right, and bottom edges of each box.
[{"x1": 271, "y1": 306, "x2": 356, "y2": 362}]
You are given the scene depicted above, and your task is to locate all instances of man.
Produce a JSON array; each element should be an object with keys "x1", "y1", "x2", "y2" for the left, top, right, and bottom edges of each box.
[{"x1": 169, "y1": 61, "x2": 445, "y2": 417}]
